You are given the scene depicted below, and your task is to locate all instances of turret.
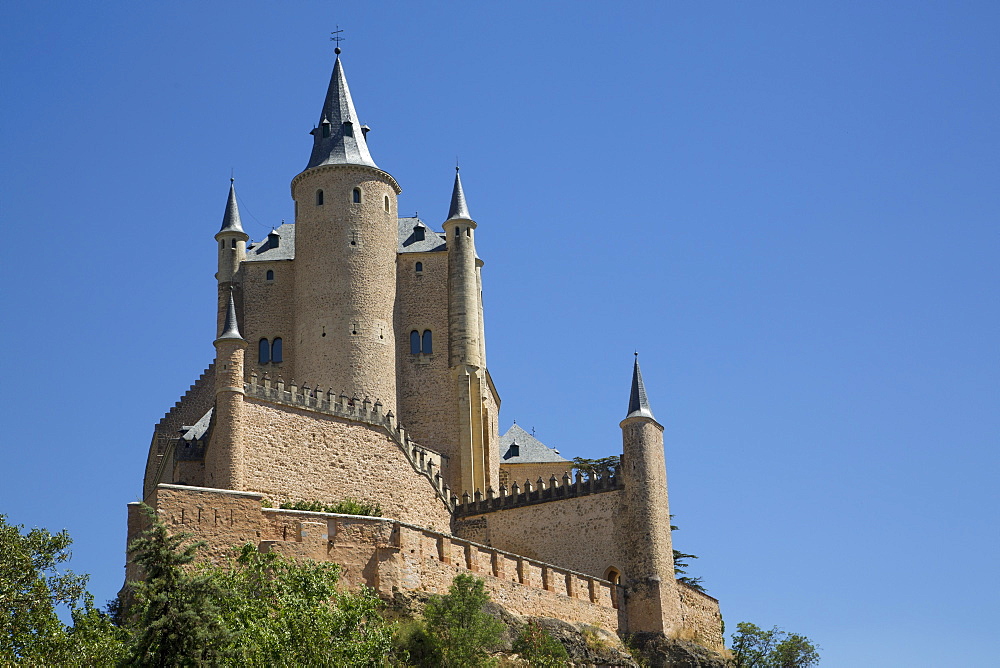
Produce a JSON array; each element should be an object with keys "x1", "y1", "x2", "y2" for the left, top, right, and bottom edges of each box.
[
  {"x1": 205, "y1": 290, "x2": 248, "y2": 490},
  {"x1": 215, "y1": 179, "x2": 248, "y2": 336},
  {"x1": 444, "y1": 168, "x2": 489, "y2": 494},
  {"x1": 290, "y1": 48, "x2": 401, "y2": 410},
  {"x1": 618, "y1": 355, "x2": 681, "y2": 633}
]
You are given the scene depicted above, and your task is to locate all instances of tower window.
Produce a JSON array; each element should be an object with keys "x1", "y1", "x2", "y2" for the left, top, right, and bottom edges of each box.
[
  {"x1": 455, "y1": 227, "x2": 460, "y2": 238},
  {"x1": 466, "y1": 228, "x2": 471, "y2": 237},
  {"x1": 321, "y1": 123, "x2": 331, "y2": 138},
  {"x1": 220, "y1": 241, "x2": 225, "y2": 250},
  {"x1": 352, "y1": 188, "x2": 361, "y2": 204},
  {"x1": 422, "y1": 330, "x2": 433, "y2": 354},
  {"x1": 258, "y1": 338, "x2": 270, "y2": 364},
  {"x1": 266, "y1": 269, "x2": 274, "y2": 281},
  {"x1": 271, "y1": 338, "x2": 283, "y2": 363},
  {"x1": 414, "y1": 226, "x2": 425, "y2": 242},
  {"x1": 410, "y1": 330, "x2": 420, "y2": 355},
  {"x1": 343, "y1": 121, "x2": 354, "y2": 137},
  {"x1": 231, "y1": 239, "x2": 237, "y2": 248},
  {"x1": 415, "y1": 262, "x2": 423, "y2": 273},
  {"x1": 316, "y1": 190, "x2": 324, "y2": 205},
  {"x1": 384, "y1": 195, "x2": 390, "y2": 212}
]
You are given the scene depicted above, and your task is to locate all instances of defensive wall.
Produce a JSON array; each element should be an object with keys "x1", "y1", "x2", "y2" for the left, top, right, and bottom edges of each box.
[{"x1": 128, "y1": 484, "x2": 624, "y2": 632}]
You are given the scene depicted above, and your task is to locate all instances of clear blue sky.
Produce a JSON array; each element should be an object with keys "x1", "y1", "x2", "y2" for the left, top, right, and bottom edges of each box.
[{"x1": 2, "y1": 2, "x2": 997, "y2": 665}]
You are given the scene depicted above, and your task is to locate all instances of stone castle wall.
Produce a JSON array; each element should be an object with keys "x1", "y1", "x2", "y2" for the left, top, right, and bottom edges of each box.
[
  {"x1": 241, "y1": 257, "x2": 297, "y2": 384},
  {"x1": 130, "y1": 484, "x2": 624, "y2": 632},
  {"x1": 677, "y1": 583, "x2": 725, "y2": 651},
  {"x1": 499, "y1": 462, "x2": 574, "y2": 491}
]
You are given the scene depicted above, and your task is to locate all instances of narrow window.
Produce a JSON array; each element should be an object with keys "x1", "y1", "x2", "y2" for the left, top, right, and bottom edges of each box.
[
  {"x1": 258, "y1": 338, "x2": 270, "y2": 364},
  {"x1": 414, "y1": 227, "x2": 425, "y2": 242},
  {"x1": 384, "y1": 195, "x2": 390, "y2": 212},
  {"x1": 231, "y1": 239, "x2": 236, "y2": 248},
  {"x1": 220, "y1": 241, "x2": 225, "y2": 250},
  {"x1": 410, "y1": 330, "x2": 420, "y2": 355},
  {"x1": 321, "y1": 123, "x2": 331, "y2": 138},
  {"x1": 454, "y1": 227, "x2": 460, "y2": 238},
  {"x1": 352, "y1": 188, "x2": 361, "y2": 203},
  {"x1": 266, "y1": 269, "x2": 274, "y2": 281},
  {"x1": 316, "y1": 190, "x2": 324, "y2": 205},
  {"x1": 422, "y1": 330, "x2": 433, "y2": 354},
  {"x1": 271, "y1": 338, "x2": 283, "y2": 363},
  {"x1": 343, "y1": 121, "x2": 354, "y2": 137},
  {"x1": 415, "y1": 262, "x2": 423, "y2": 273},
  {"x1": 466, "y1": 228, "x2": 471, "y2": 236}
]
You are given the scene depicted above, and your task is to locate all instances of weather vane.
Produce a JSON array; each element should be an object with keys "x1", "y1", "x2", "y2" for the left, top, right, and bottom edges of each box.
[{"x1": 331, "y1": 26, "x2": 345, "y2": 54}]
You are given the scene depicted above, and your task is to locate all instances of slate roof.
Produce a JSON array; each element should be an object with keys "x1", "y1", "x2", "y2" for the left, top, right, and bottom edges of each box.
[
  {"x1": 500, "y1": 424, "x2": 570, "y2": 464},
  {"x1": 180, "y1": 408, "x2": 213, "y2": 442},
  {"x1": 306, "y1": 55, "x2": 378, "y2": 170},
  {"x1": 446, "y1": 168, "x2": 472, "y2": 221},
  {"x1": 246, "y1": 224, "x2": 296, "y2": 262},
  {"x1": 626, "y1": 356, "x2": 655, "y2": 420},
  {"x1": 398, "y1": 216, "x2": 447, "y2": 253},
  {"x1": 217, "y1": 180, "x2": 247, "y2": 238}
]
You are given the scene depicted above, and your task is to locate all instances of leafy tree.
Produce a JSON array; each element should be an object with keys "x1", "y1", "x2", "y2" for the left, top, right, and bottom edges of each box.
[
  {"x1": 214, "y1": 543, "x2": 391, "y2": 667},
  {"x1": 124, "y1": 505, "x2": 234, "y2": 666},
  {"x1": 730, "y1": 622, "x2": 820, "y2": 668},
  {"x1": 571, "y1": 456, "x2": 619, "y2": 479},
  {"x1": 513, "y1": 619, "x2": 570, "y2": 667},
  {"x1": 422, "y1": 573, "x2": 504, "y2": 667}
]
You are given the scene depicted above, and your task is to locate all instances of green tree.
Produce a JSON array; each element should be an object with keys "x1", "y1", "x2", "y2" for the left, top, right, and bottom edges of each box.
[
  {"x1": 124, "y1": 506, "x2": 234, "y2": 666},
  {"x1": 0, "y1": 514, "x2": 124, "y2": 664},
  {"x1": 422, "y1": 573, "x2": 503, "y2": 668},
  {"x1": 730, "y1": 622, "x2": 820, "y2": 668},
  {"x1": 571, "y1": 456, "x2": 619, "y2": 479},
  {"x1": 513, "y1": 619, "x2": 570, "y2": 667},
  {"x1": 215, "y1": 543, "x2": 391, "y2": 667}
]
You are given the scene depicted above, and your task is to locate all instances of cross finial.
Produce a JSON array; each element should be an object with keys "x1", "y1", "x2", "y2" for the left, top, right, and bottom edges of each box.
[{"x1": 331, "y1": 26, "x2": 344, "y2": 54}]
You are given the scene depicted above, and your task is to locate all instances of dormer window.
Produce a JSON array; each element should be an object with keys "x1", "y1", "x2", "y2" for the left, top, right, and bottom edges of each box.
[
  {"x1": 413, "y1": 226, "x2": 425, "y2": 242},
  {"x1": 268, "y1": 231, "x2": 280, "y2": 248},
  {"x1": 321, "y1": 122, "x2": 331, "y2": 138},
  {"x1": 509, "y1": 441, "x2": 520, "y2": 457},
  {"x1": 343, "y1": 121, "x2": 354, "y2": 137}
]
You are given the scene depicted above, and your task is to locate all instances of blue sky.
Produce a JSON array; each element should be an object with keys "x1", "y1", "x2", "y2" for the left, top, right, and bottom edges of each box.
[{"x1": 1, "y1": 2, "x2": 997, "y2": 665}]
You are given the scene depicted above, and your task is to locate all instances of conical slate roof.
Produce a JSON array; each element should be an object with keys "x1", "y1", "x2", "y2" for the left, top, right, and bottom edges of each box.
[
  {"x1": 306, "y1": 54, "x2": 378, "y2": 169},
  {"x1": 217, "y1": 290, "x2": 244, "y2": 342},
  {"x1": 446, "y1": 167, "x2": 472, "y2": 221},
  {"x1": 626, "y1": 355, "x2": 655, "y2": 420},
  {"x1": 217, "y1": 180, "x2": 246, "y2": 237}
]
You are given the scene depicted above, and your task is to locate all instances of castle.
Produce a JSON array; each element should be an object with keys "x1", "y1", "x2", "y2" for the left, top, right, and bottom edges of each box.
[{"x1": 126, "y1": 47, "x2": 723, "y2": 647}]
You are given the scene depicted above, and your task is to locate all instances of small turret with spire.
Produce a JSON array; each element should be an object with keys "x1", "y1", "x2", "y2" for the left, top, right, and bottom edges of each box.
[
  {"x1": 215, "y1": 178, "x2": 248, "y2": 337},
  {"x1": 207, "y1": 289, "x2": 248, "y2": 491}
]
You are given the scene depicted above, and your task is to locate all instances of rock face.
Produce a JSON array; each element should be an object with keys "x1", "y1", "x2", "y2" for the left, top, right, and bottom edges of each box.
[{"x1": 624, "y1": 632, "x2": 731, "y2": 668}]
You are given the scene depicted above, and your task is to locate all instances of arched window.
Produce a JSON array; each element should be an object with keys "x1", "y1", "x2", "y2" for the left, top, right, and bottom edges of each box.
[
  {"x1": 258, "y1": 338, "x2": 270, "y2": 364},
  {"x1": 454, "y1": 227, "x2": 460, "y2": 238},
  {"x1": 316, "y1": 190, "x2": 324, "y2": 205},
  {"x1": 266, "y1": 269, "x2": 274, "y2": 281},
  {"x1": 422, "y1": 330, "x2": 433, "y2": 354},
  {"x1": 220, "y1": 241, "x2": 224, "y2": 250},
  {"x1": 384, "y1": 195, "x2": 390, "y2": 212},
  {"x1": 231, "y1": 239, "x2": 237, "y2": 248},
  {"x1": 415, "y1": 262, "x2": 423, "y2": 273},
  {"x1": 271, "y1": 338, "x2": 282, "y2": 363},
  {"x1": 352, "y1": 188, "x2": 361, "y2": 204},
  {"x1": 410, "y1": 330, "x2": 420, "y2": 355},
  {"x1": 605, "y1": 568, "x2": 621, "y2": 609}
]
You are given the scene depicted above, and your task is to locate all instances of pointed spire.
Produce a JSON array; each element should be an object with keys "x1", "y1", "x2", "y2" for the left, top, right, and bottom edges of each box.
[
  {"x1": 217, "y1": 289, "x2": 244, "y2": 342},
  {"x1": 217, "y1": 179, "x2": 247, "y2": 238},
  {"x1": 306, "y1": 54, "x2": 378, "y2": 170},
  {"x1": 626, "y1": 353, "x2": 655, "y2": 420},
  {"x1": 446, "y1": 166, "x2": 472, "y2": 221}
]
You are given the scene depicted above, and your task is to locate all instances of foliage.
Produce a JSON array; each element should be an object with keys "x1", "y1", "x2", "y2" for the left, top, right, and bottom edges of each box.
[
  {"x1": 513, "y1": 620, "x2": 570, "y2": 667},
  {"x1": 730, "y1": 622, "x2": 820, "y2": 668},
  {"x1": 275, "y1": 498, "x2": 383, "y2": 517},
  {"x1": 571, "y1": 456, "x2": 619, "y2": 479},
  {"x1": 393, "y1": 618, "x2": 441, "y2": 667},
  {"x1": 214, "y1": 543, "x2": 392, "y2": 667},
  {"x1": 0, "y1": 514, "x2": 93, "y2": 663},
  {"x1": 124, "y1": 504, "x2": 234, "y2": 665},
  {"x1": 672, "y1": 549, "x2": 705, "y2": 593},
  {"x1": 422, "y1": 574, "x2": 504, "y2": 667}
]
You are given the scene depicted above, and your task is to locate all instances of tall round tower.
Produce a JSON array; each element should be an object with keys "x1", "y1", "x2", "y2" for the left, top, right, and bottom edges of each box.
[{"x1": 290, "y1": 50, "x2": 401, "y2": 410}]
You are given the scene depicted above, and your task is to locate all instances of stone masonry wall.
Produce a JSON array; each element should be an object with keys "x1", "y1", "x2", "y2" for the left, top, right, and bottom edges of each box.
[
  {"x1": 143, "y1": 364, "x2": 216, "y2": 498},
  {"x1": 454, "y1": 491, "x2": 623, "y2": 581},
  {"x1": 242, "y1": 258, "x2": 296, "y2": 385},
  {"x1": 131, "y1": 484, "x2": 623, "y2": 632},
  {"x1": 237, "y1": 397, "x2": 452, "y2": 530},
  {"x1": 678, "y1": 583, "x2": 725, "y2": 651}
]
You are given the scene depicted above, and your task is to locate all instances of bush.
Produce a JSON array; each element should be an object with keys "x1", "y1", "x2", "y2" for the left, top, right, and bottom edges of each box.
[
  {"x1": 513, "y1": 620, "x2": 570, "y2": 667},
  {"x1": 423, "y1": 574, "x2": 504, "y2": 667},
  {"x1": 276, "y1": 498, "x2": 383, "y2": 517}
]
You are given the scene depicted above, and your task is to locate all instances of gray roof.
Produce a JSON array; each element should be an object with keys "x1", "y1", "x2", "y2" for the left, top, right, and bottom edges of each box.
[
  {"x1": 217, "y1": 180, "x2": 247, "y2": 238},
  {"x1": 180, "y1": 408, "x2": 213, "y2": 441},
  {"x1": 306, "y1": 55, "x2": 378, "y2": 170},
  {"x1": 626, "y1": 355, "x2": 655, "y2": 420},
  {"x1": 446, "y1": 168, "x2": 472, "y2": 221},
  {"x1": 217, "y1": 290, "x2": 244, "y2": 341},
  {"x1": 500, "y1": 424, "x2": 570, "y2": 464},
  {"x1": 246, "y1": 224, "x2": 295, "y2": 262},
  {"x1": 398, "y1": 216, "x2": 447, "y2": 253}
]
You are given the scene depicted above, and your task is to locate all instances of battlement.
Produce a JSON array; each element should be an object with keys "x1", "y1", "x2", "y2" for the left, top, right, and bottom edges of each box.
[
  {"x1": 157, "y1": 364, "x2": 215, "y2": 429},
  {"x1": 245, "y1": 371, "x2": 456, "y2": 509},
  {"x1": 453, "y1": 470, "x2": 623, "y2": 518}
]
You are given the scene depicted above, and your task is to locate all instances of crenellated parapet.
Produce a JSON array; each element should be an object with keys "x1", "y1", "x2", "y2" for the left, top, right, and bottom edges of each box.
[
  {"x1": 244, "y1": 371, "x2": 456, "y2": 509},
  {"x1": 453, "y1": 470, "x2": 623, "y2": 518}
]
